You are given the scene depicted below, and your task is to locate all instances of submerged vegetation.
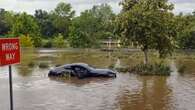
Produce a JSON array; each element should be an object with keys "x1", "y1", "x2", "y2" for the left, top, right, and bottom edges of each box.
[
  {"x1": 177, "y1": 64, "x2": 186, "y2": 74},
  {"x1": 39, "y1": 62, "x2": 49, "y2": 68},
  {"x1": 28, "y1": 62, "x2": 35, "y2": 68},
  {"x1": 130, "y1": 63, "x2": 171, "y2": 76},
  {"x1": 15, "y1": 48, "x2": 195, "y2": 77}
]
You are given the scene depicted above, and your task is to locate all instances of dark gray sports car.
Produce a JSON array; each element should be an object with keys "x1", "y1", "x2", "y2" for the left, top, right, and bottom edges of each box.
[{"x1": 48, "y1": 63, "x2": 117, "y2": 79}]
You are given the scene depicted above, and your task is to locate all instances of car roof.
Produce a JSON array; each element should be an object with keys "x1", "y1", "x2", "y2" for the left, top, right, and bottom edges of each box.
[
  {"x1": 62, "y1": 63, "x2": 89, "y2": 68},
  {"x1": 54, "y1": 63, "x2": 88, "y2": 70}
]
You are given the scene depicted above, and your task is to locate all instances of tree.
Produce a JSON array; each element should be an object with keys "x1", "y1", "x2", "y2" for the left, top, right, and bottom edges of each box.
[
  {"x1": 34, "y1": 9, "x2": 56, "y2": 38},
  {"x1": 90, "y1": 4, "x2": 116, "y2": 39},
  {"x1": 68, "y1": 10, "x2": 101, "y2": 48},
  {"x1": 177, "y1": 13, "x2": 195, "y2": 49},
  {"x1": 51, "y1": 2, "x2": 75, "y2": 38},
  {"x1": 11, "y1": 12, "x2": 42, "y2": 47},
  {"x1": 68, "y1": 4, "x2": 115, "y2": 48},
  {"x1": 68, "y1": 25, "x2": 96, "y2": 48},
  {"x1": 12, "y1": 12, "x2": 40, "y2": 36},
  {"x1": 179, "y1": 32, "x2": 195, "y2": 49},
  {"x1": 117, "y1": 0, "x2": 178, "y2": 64},
  {"x1": 0, "y1": 8, "x2": 14, "y2": 35}
]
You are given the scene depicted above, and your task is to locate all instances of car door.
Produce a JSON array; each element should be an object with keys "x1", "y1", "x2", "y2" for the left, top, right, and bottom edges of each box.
[
  {"x1": 63, "y1": 65, "x2": 74, "y2": 76},
  {"x1": 72, "y1": 66, "x2": 88, "y2": 78}
]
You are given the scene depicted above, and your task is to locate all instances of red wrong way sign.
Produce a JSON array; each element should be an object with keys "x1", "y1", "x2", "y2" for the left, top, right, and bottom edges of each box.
[
  {"x1": 0, "y1": 38, "x2": 20, "y2": 110},
  {"x1": 0, "y1": 38, "x2": 20, "y2": 66}
]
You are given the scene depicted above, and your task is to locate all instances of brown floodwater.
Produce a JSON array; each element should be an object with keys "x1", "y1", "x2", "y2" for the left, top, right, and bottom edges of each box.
[{"x1": 0, "y1": 49, "x2": 195, "y2": 110}]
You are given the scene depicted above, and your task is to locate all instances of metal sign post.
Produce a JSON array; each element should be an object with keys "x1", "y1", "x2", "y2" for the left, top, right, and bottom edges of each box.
[
  {"x1": 9, "y1": 65, "x2": 13, "y2": 110},
  {"x1": 0, "y1": 38, "x2": 20, "y2": 110}
]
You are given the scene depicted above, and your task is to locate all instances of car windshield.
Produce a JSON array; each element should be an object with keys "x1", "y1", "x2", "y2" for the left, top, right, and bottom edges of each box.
[
  {"x1": 63, "y1": 64, "x2": 72, "y2": 69},
  {"x1": 84, "y1": 64, "x2": 95, "y2": 71}
]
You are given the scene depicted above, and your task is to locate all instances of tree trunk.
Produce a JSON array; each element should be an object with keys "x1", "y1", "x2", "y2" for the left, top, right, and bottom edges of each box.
[{"x1": 144, "y1": 49, "x2": 148, "y2": 65}]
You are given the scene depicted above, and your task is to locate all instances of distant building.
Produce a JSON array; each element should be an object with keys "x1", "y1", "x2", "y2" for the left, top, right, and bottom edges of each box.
[{"x1": 100, "y1": 37, "x2": 121, "y2": 51}]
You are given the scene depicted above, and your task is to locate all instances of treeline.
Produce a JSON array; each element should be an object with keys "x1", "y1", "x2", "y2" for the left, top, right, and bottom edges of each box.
[
  {"x1": 0, "y1": 1, "x2": 195, "y2": 49},
  {"x1": 0, "y1": 2, "x2": 116, "y2": 48}
]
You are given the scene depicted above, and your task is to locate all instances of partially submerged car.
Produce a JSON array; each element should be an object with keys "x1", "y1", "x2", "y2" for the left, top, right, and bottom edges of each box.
[{"x1": 48, "y1": 63, "x2": 117, "y2": 79}]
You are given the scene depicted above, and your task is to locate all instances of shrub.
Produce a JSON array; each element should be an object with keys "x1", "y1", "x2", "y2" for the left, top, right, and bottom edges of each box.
[
  {"x1": 130, "y1": 63, "x2": 171, "y2": 76},
  {"x1": 42, "y1": 39, "x2": 52, "y2": 48},
  {"x1": 31, "y1": 35, "x2": 42, "y2": 47},
  {"x1": 53, "y1": 33, "x2": 68, "y2": 48},
  {"x1": 20, "y1": 35, "x2": 34, "y2": 47}
]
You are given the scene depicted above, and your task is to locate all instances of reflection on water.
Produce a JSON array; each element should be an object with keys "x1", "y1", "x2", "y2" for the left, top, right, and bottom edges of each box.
[
  {"x1": 0, "y1": 49, "x2": 195, "y2": 110},
  {"x1": 118, "y1": 76, "x2": 172, "y2": 110}
]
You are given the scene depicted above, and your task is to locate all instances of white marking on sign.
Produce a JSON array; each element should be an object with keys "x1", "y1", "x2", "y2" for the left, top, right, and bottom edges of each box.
[
  {"x1": 5, "y1": 53, "x2": 15, "y2": 61},
  {"x1": 2, "y1": 43, "x2": 18, "y2": 51}
]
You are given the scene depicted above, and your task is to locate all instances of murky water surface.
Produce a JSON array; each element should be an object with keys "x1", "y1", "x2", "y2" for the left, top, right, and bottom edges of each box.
[{"x1": 1, "y1": 49, "x2": 195, "y2": 110}]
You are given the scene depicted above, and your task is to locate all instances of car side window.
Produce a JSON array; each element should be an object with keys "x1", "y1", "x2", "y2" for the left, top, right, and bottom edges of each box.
[
  {"x1": 64, "y1": 66, "x2": 72, "y2": 69},
  {"x1": 74, "y1": 66, "x2": 88, "y2": 73}
]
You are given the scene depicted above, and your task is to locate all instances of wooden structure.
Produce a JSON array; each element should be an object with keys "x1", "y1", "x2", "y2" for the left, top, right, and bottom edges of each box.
[{"x1": 100, "y1": 37, "x2": 121, "y2": 51}]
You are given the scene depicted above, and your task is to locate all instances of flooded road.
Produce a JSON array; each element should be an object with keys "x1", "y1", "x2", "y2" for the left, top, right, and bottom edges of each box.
[{"x1": 1, "y1": 49, "x2": 195, "y2": 110}]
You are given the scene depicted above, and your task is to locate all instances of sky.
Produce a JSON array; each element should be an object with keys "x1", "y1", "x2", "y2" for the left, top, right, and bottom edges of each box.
[{"x1": 0, "y1": 0, "x2": 195, "y2": 15}]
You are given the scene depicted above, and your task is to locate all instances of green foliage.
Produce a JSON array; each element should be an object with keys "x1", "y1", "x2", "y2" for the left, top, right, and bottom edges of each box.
[
  {"x1": 34, "y1": 9, "x2": 56, "y2": 38},
  {"x1": 117, "y1": 0, "x2": 178, "y2": 63},
  {"x1": 0, "y1": 8, "x2": 14, "y2": 35},
  {"x1": 92, "y1": 4, "x2": 116, "y2": 39},
  {"x1": 42, "y1": 39, "x2": 52, "y2": 48},
  {"x1": 54, "y1": 2, "x2": 75, "y2": 18},
  {"x1": 51, "y1": 2, "x2": 75, "y2": 38},
  {"x1": 31, "y1": 35, "x2": 42, "y2": 47},
  {"x1": 68, "y1": 26, "x2": 98, "y2": 48},
  {"x1": 11, "y1": 12, "x2": 40, "y2": 36},
  {"x1": 68, "y1": 12, "x2": 98, "y2": 48},
  {"x1": 177, "y1": 14, "x2": 195, "y2": 49},
  {"x1": 2, "y1": 2, "x2": 194, "y2": 50},
  {"x1": 53, "y1": 33, "x2": 68, "y2": 48},
  {"x1": 34, "y1": 2, "x2": 75, "y2": 39},
  {"x1": 11, "y1": 12, "x2": 42, "y2": 47},
  {"x1": 1, "y1": 3, "x2": 116, "y2": 48},
  {"x1": 179, "y1": 31, "x2": 195, "y2": 49},
  {"x1": 20, "y1": 35, "x2": 34, "y2": 47},
  {"x1": 130, "y1": 63, "x2": 171, "y2": 76},
  {"x1": 68, "y1": 4, "x2": 115, "y2": 48}
]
